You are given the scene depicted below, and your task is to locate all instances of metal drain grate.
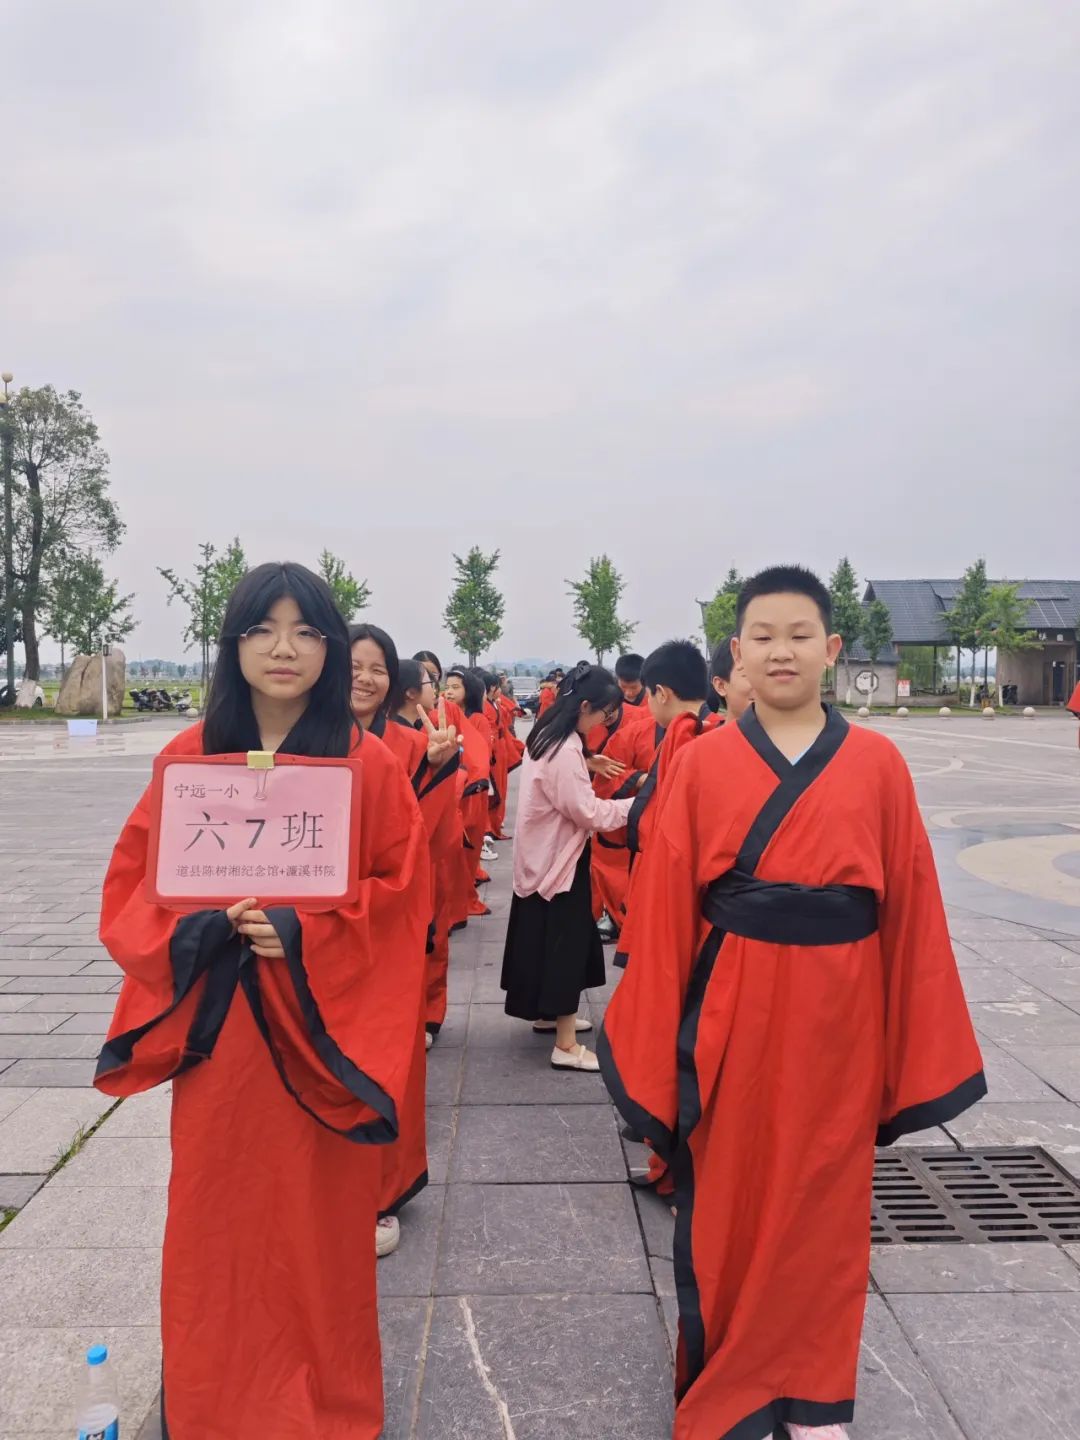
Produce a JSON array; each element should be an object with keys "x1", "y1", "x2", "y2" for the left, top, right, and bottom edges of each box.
[{"x1": 872, "y1": 1148, "x2": 1080, "y2": 1245}]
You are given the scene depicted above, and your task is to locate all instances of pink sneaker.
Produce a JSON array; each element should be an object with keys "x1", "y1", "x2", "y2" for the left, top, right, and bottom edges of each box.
[{"x1": 786, "y1": 1427, "x2": 848, "y2": 1440}]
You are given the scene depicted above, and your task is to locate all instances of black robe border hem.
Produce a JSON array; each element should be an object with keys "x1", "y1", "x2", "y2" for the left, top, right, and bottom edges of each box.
[
  {"x1": 877, "y1": 1069, "x2": 987, "y2": 1146},
  {"x1": 596, "y1": 1025, "x2": 674, "y2": 1160}
]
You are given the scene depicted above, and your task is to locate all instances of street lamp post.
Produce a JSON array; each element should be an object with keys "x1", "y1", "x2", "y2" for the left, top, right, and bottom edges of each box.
[{"x1": 1, "y1": 371, "x2": 15, "y2": 706}]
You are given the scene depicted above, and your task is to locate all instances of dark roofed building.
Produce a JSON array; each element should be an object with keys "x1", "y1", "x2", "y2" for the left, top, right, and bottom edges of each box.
[{"x1": 864, "y1": 579, "x2": 1080, "y2": 706}]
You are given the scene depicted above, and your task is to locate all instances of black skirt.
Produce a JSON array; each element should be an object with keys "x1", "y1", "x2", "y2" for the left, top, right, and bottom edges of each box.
[{"x1": 501, "y1": 842, "x2": 606, "y2": 1021}]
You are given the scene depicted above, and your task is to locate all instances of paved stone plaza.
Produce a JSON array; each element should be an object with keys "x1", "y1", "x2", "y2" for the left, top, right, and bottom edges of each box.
[{"x1": 1, "y1": 712, "x2": 1079, "y2": 1438}]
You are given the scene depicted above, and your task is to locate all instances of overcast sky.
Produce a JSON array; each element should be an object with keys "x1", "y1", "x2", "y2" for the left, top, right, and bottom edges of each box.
[{"x1": 3, "y1": 1, "x2": 1077, "y2": 665}]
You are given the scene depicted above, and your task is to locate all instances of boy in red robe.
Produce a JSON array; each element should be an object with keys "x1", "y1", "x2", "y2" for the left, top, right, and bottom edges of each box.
[
  {"x1": 600, "y1": 565, "x2": 985, "y2": 1440},
  {"x1": 615, "y1": 652, "x2": 649, "y2": 709},
  {"x1": 587, "y1": 691, "x2": 655, "y2": 941}
]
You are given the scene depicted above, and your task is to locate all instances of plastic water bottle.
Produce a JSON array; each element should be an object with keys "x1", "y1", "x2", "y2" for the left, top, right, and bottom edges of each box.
[{"x1": 75, "y1": 1344, "x2": 119, "y2": 1439}]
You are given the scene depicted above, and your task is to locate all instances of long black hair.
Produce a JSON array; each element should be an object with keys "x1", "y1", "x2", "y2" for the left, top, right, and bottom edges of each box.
[
  {"x1": 349, "y1": 623, "x2": 400, "y2": 724},
  {"x1": 203, "y1": 562, "x2": 354, "y2": 757},
  {"x1": 527, "y1": 662, "x2": 619, "y2": 761},
  {"x1": 395, "y1": 657, "x2": 426, "y2": 712},
  {"x1": 413, "y1": 649, "x2": 443, "y2": 680},
  {"x1": 447, "y1": 666, "x2": 485, "y2": 717}
]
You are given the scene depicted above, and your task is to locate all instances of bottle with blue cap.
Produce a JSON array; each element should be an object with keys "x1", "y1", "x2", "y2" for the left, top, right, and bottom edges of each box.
[{"x1": 75, "y1": 1344, "x2": 119, "y2": 1439}]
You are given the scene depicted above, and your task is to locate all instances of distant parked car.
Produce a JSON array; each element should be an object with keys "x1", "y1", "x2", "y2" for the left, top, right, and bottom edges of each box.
[
  {"x1": 507, "y1": 675, "x2": 539, "y2": 705},
  {"x1": 0, "y1": 682, "x2": 44, "y2": 708}
]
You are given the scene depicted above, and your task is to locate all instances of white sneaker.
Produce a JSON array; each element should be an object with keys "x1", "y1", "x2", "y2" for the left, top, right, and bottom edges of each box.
[
  {"x1": 425, "y1": 1030, "x2": 435, "y2": 1051},
  {"x1": 533, "y1": 1017, "x2": 593, "y2": 1034},
  {"x1": 786, "y1": 1426, "x2": 849, "y2": 1439},
  {"x1": 550, "y1": 1043, "x2": 600, "y2": 1072},
  {"x1": 376, "y1": 1216, "x2": 400, "y2": 1257},
  {"x1": 481, "y1": 842, "x2": 498, "y2": 862}
]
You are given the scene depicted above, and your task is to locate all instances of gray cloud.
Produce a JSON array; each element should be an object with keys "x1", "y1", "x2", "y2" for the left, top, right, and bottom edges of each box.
[{"x1": 3, "y1": 0, "x2": 1077, "y2": 664}]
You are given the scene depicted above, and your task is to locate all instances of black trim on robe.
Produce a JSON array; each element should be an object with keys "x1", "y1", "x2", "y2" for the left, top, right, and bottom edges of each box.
[
  {"x1": 463, "y1": 779, "x2": 490, "y2": 798},
  {"x1": 877, "y1": 1070, "x2": 988, "y2": 1146},
  {"x1": 735, "y1": 705, "x2": 849, "y2": 871},
  {"x1": 596, "y1": 1025, "x2": 674, "y2": 1160},
  {"x1": 723, "y1": 1396, "x2": 855, "y2": 1440},
  {"x1": 379, "y1": 1166, "x2": 429, "y2": 1220},
  {"x1": 95, "y1": 909, "x2": 235, "y2": 1081},
  {"x1": 417, "y1": 750, "x2": 461, "y2": 799},
  {"x1": 237, "y1": 907, "x2": 398, "y2": 1144},
  {"x1": 613, "y1": 770, "x2": 646, "y2": 800}
]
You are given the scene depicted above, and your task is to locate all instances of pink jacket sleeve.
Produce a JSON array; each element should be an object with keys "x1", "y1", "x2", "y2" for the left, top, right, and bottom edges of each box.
[{"x1": 542, "y1": 741, "x2": 635, "y2": 833}]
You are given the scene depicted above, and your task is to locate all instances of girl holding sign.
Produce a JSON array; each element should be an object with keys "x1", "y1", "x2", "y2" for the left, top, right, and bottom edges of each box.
[
  {"x1": 95, "y1": 563, "x2": 430, "y2": 1440},
  {"x1": 348, "y1": 624, "x2": 461, "y2": 1257}
]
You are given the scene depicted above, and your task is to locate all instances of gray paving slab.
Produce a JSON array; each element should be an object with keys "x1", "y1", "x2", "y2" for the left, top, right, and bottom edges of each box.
[
  {"x1": 0, "y1": 1087, "x2": 115, "y2": 1174},
  {"x1": 0, "y1": 1013, "x2": 71, "y2": 1034},
  {"x1": 0, "y1": 960, "x2": 96, "y2": 977},
  {"x1": 0, "y1": 975, "x2": 119, "y2": 993},
  {"x1": 0, "y1": 1034, "x2": 102, "y2": 1060},
  {"x1": 0, "y1": 1175, "x2": 45, "y2": 1209},
  {"x1": 0, "y1": 1090, "x2": 36, "y2": 1125},
  {"x1": 959, "y1": 968, "x2": 1039, "y2": 1004},
  {"x1": 380, "y1": 1298, "x2": 433, "y2": 1440},
  {"x1": 94, "y1": 1088, "x2": 171, "y2": 1139},
  {"x1": 0, "y1": 995, "x2": 33, "y2": 1013},
  {"x1": 50, "y1": 1135, "x2": 171, "y2": 1188},
  {"x1": 635, "y1": 1188, "x2": 675, "y2": 1262},
  {"x1": 0, "y1": 1058, "x2": 98, "y2": 1086},
  {"x1": 0, "y1": 1181, "x2": 166, "y2": 1250},
  {"x1": 378, "y1": 1186, "x2": 446, "y2": 1299},
  {"x1": 972, "y1": 939, "x2": 1080, "y2": 969},
  {"x1": 20, "y1": 992, "x2": 119, "y2": 1012},
  {"x1": 972, "y1": 996, "x2": 1080, "y2": 1048},
  {"x1": 0, "y1": 1325, "x2": 162, "y2": 1437},
  {"x1": 416, "y1": 1294, "x2": 674, "y2": 1439},
  {"x1": 889, "y1": 1292, "x2": 1080, "y2": 1439},
  {"x1": 0, "y1": 948, "x2": 62, "y2": 963},
  {"x1": 52, "y1": 1013, "x2": 110, "y2": 1035},
  {"x1": 436, "y1": 1183, "x2": 650, "y2": 1295},
  {"x1": 849, "y1": 1296, "x2": 967, "y2": 1440},
  {"x1": 1016, "y1": 963, "x2": 1080, "y2": 1014},
  {"x1": 871, "y1": 1240, "x2": 1080, "y2": 1293},
  {"x1": 426, "y1": 1105, "x2": 455, "y2": 1186},
  {"x1": 1005, "y1": 1045, "x2": 1080, "y2": 1102},
  {"x1": 432, "y1": 1003, "x2": 469, "y2": 1048},
  {"x1": 426, "y1": 1046, "x2": 464, "y2": 1107},
  {"x1": 450, "y1": 1104, "x2": 625, "y2": 1184},
  {"x1": 980, "y1": 1042, "x2": 1063, "y2": 1101},
  {"x1": 0, "y1": 1247, "x2": 160, "y2": 1326},
  {"x1": 461, "y1": 1047, "x2": 610, "y2": 1105},
  {"x1": 465, "y1": 1002, "x2": 560, "y2": 1049}
]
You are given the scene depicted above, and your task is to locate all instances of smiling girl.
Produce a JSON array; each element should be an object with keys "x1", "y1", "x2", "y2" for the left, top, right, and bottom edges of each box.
[{"x1": 94, "y1": 563, "x2": 429, "y2": 1440}]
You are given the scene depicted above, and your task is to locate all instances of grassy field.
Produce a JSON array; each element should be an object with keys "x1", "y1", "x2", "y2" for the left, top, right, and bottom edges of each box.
[{"x1": 1, "y1": 677, "x2": 203, "y2": 721}]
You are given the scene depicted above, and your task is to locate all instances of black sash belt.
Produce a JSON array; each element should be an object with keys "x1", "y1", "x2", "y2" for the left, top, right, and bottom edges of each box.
[{"x1": 702, "y1": 870, "x2": 878, "y2": 946}]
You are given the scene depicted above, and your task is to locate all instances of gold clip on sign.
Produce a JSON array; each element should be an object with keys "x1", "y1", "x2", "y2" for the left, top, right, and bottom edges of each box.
[{"x1": 247, "y1": 750, "x2": 275, "y2": 801}]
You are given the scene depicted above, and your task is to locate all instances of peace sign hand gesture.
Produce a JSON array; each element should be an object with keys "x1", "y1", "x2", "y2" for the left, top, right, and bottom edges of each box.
[{"x1": 417, "y1": 697, "x2": 459, "y2": 770}]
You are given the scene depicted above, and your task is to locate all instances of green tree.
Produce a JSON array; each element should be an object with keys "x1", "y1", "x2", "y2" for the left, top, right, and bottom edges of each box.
[
  {"x1": 567, "y1": 554, "x2": 636, "y2": 663},
  {"x1": 702, "y1": 568, "x2": 743, "y2": 650},
  {"x1": 861, "y1": 599, "x2": 894, "y2": 710},
  {"x1": 829, "y1": 557, "x2": 863, "y2": 706},
  {"x1": 944, "y1": 558, "x2": 990, "y2": 707},
  {"x1": 159, "y1": 538, "x2": 248, "y2": 687},
  {"x1": 318, "y1": 549, "x2": 371, "y2": 621},
  {"x1": 7, "y1": 386, "x2": 124, "y2": 680},
  {"x1": 982, "y1": 583, "x2": 1039, "y2": 699},
  {"x1": 443, "y1": 547, "x2": 505, "y2": 666},
  {"x1": 42, "y1": 552, "x2": 136, "y2": 663}
]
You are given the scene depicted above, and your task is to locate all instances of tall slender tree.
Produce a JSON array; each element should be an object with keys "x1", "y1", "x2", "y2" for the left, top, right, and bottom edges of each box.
[
  {"x1": 702, "y1": 568, "x2": 743, "y2": 649},
  {"x1": 443, "y1": 547, "x2": 505, "y2": 666},
  {"x1": 945, "y1": 559, "x2": 990, "y2": 707},
  {"x1": 318, "y1": 550, "x2": 371, "y2": 620},
  {"x1": 7, "y1": 386, "x2": 124, "y2": 680},
  {"x1": 861, "y1": 600, "x2": 894, "y2": 711},
  {"x1": 159, "y1": 538, "x2": 248, "y2": 686},
  {"x1": 829, "y1": 558, "x2": 863, "y2": 706},
  {"x1": 567, "y1": 555, "x2": 636, "y2": 663}
]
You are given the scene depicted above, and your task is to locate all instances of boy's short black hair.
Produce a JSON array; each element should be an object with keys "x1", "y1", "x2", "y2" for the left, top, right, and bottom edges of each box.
[
  {"x1": 642, "y1": 640, "x2": 708, "y2": 701},
  {"x1": 736, "y1": 565, "x2": 833, "y2": 632},
  {"x1": 615, "y1": 653, "x2": 644, "y2": 683},
  {"x1": 710, "y1": 637, "x2": 735, "y2": 684}
]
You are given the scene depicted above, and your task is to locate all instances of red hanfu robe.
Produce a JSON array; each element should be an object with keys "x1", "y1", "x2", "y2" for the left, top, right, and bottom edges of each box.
[
  {"x1": 616, "y1": 710, "x2": 709, "y2": 971},
  {"x1": 371, "y1": 713, "x2": 461, "y2": 1214},
  {"x1": 486, "y1": 698, "x2": 511, "y2": 839},
  {"x1": 538, "y1": 684, "x2": 556, "y2": 715},
  {"x1": 1068, "y1": 682, "x2": 1080, "y2": 746},
  {"x1": 451, "y1": 708, "x2": 492, "y2": 925},
  {"x1": 95, "y1": 723, "x2": 430, "y2": 1440},
  {"x1": 599, "y1": 707, "x2": 986, "y2": 1440},
  {"x1": 497, "y1": 692, "x2": 526, "y2": 771},
  {"x1": 588, "y1": 706, "x2": 661, "y2": 926}
]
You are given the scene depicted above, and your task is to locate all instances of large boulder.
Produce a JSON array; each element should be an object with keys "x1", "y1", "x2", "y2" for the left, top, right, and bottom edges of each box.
[{"x1": 55, "y1": 651, "x2": 127, "y2": 717}]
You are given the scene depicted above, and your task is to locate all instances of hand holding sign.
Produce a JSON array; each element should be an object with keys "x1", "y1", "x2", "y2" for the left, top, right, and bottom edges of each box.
[
  {"x1": 227, "y1": 897, "x2": 287, "y2": 959},
  {"x1": 417, "y1": 698, "x2": 459, "y2": 770}
]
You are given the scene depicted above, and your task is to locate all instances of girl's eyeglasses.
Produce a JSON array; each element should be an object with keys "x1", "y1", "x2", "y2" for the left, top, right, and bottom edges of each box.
[{"x1": 240, "y1": 625, "x2": 327, "y2": 656}]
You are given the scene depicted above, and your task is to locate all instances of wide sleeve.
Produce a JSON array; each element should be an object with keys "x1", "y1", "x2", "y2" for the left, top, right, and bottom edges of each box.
[
  {"x1": 417, "y1": 754, "x2": 464, "y2": 861},
  {"x1": 543, "y1": 743, "x2": 635, "y2": 832},
  {"x1": 598, "y1": 771, "x2": 704, "y2": 1158},
  {"x1": 96, "y1": 760, "x2": 237, "y2": 1096},
  {"x1": 875, "y1": 747, "x2": 987, "y2": 1143},
  {"x1": 239, "y1": 752, "x2": 431, "y2": 1143}
]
